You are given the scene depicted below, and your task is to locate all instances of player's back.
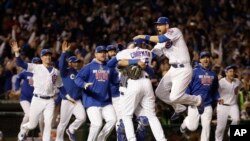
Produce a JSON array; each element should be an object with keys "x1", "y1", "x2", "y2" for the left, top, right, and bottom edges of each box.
[{"x1": 117, "y1": 47, "x2": 152, "y2": 64}]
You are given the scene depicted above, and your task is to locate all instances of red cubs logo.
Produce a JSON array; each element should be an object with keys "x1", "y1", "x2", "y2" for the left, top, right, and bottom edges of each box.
[
  {"x1": 52, "y1": 74, "x2": 57, "y2": 84},
  {"x1": 199, "y1": 74, "x2": 213, "y2": 85}
]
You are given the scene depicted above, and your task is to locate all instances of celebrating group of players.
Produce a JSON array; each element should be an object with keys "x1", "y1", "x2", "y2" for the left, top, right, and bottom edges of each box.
[{"x1": 11, "y1": 16, "x2": 241, "y2": 141}]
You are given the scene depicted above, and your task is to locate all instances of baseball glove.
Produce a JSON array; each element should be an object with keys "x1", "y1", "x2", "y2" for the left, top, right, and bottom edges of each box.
[{"x1": 126, "y1": 65, "x2": 142, "y2": 80}]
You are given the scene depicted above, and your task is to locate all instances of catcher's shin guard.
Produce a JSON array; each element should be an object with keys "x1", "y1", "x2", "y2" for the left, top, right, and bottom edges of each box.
[
  {"x1": 136, "y1": 116, "x2": 149, "y2": 141},
  {"x1": 117, "y1": 119, "x2": 127, "y2": 141}
]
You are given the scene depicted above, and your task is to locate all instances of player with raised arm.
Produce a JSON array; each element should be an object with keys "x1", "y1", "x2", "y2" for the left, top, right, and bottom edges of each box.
[
  {"x1": 55, "y1": 41, "x2": 86, "y2": 141},
  {"x1": 10, "y1": 40, "x2": 68, "y2": 141},
  {"x1": 74, "y1": 46, "x2": 117, "y2": 141},
  {"x1": 15, "y1": 57, "x2": 42, "y2": 135},
  {"x1": 133, "y1": 17, "x2": 203, "y2": 117}
]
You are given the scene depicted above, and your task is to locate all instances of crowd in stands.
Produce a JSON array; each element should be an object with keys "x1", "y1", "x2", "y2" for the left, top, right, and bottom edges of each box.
[{"x1": 0, "y1": 0, "x2": 249, "y2": 124}]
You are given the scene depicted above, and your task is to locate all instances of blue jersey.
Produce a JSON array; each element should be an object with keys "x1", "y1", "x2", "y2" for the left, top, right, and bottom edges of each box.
[
  {"x1": 58, "y1": 53, "x2": 83, "y2": 100},
  {"x1": 107, "y1": 57, "x2": 120, "y2": 98},
  {"x1": 75, "y1": 59, "x2": 117, "y2": 108},
  {"x1": 186, "y1": 64, "x2": 220, "y2": 107},
  {"x1": 15, "y1": 71, "x2": 34, "y2": 102}
]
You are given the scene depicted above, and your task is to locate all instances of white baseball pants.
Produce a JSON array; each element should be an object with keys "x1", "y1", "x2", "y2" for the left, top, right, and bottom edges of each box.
[
  {"x1": 55, "y1": 99, "x2": 86, "y2": 141},
  {"x1": 120, "y1": 78, "x2": 166, "y2": 141},
  {"x1": 215, "y1": 104, "x2": 240, "y2": 141},
  {"x1": 20, "y1": 100, "x2": 30, "y2": 129},
  {"x1": 182, "y1": 106, "x2": 213, "y2": 141},
  {"x1": 21, "y1": 96, "x2": 55, "y2": 141},
  {"x1": 86, "y1": 104, "x2": 116, "y2": 141},
  {"x1": 155, "y1": 66, "x2": 201, "y2": 108}
]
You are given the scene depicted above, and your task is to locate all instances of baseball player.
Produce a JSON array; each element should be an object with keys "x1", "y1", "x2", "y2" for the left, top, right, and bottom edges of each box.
[
  {"x1": 106, "y1": 43, "x2": 149, "y2": 141},
  {"x1": 10, "y1": 40, "x2": 68, "y2": 141},
  {"x1": 133, "y1": 17, "x2": 203, "y2": 115},
  {"x1": 74, "y1": 46, "x2": 117, "y2": 141},
  {"x1": 55, "y1": 41, "x2": 86, "y2": 141},
  {"x1": 114, "y1": 39, "x2": 166, "y2": 141},
  {"x1": 215, "y1": 65, "x2": 242, "y2": 141},
  {"x1": 15, "y1": 57, "x2": 41, "y2": 131},
  {"x1": 179, "y1": 51, "x2": 220, "y2": 141}
]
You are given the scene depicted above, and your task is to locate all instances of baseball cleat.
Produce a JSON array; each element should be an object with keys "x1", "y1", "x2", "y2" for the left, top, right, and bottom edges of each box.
[
  {"x1": 66, "y1": 129, "x2": 76, "y2": 141},
  {"x1": 180, "y1": 126, "x2": 187, "y2": 134},
  {"x1": 17, "y1": 132, "x2": 26, "y2": 141}
]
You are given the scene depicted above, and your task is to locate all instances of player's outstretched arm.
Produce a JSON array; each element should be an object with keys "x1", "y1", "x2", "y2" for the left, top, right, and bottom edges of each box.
[
  {"x1": 133, "y1": 34, "x2": 170, "y2": 43},
  {"x1": 58, "y1": 41, "x2": 71, "y2": 77},
  {"x1": 9, "y1": 40, "x2": 28, "y2": 69}
]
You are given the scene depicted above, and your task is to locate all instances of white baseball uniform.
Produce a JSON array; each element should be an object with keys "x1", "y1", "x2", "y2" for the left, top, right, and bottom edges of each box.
[
  {"x1": 20, "y1": 63, "x2": 62, "y2": 141},
  {"x1": 116, "y1": 47, "x2": 167, "y2": 141},
  {"x1": 152, "y1": 27, "x2": 201, "y2": 111},
  {"x1": 215, "y1": 77, "x2": 241, "y2": 141}
]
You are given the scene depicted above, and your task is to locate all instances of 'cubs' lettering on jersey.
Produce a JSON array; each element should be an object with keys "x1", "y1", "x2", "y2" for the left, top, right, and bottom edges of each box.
[
  {"x1": 165, "y1": 40, "x2": 173, "y2": 49},
  {"x1": 52, "y1": 74, "x2": 58, "y2": 84},
  {"x1": 199, "y1": 73, "x2": 214, "y2": 86},
  {"x1": 93, "y1": 69, "x2": 109, "y2": 81},
  {"x1": 130, "y1": 50, "x2": 151, "y2": 58},
  {"x1": 70, "y1": 74, "x2": 75, "y2": 79}
]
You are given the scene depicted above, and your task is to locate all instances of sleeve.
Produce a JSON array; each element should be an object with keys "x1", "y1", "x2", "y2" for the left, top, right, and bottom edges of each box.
[
  {"x1": 110, "y1": 68, "x2": 120, "y2": 85},
  {"x1": 164, "y1": 28, "x2": 182, "y2": 42},
  {"x1": 151, "y1": 45, "x2": 163, "y2": 57},
  {"x1": 74, "y1": 65, "x2": 90, "y2": 88},
  {"x1": 58, "y1": 86, "x2": 67, "y2": 96},
  {"x1": 16, "y1": 57, "x2": 28, "y2": 70},
  {"x1": 107, "y1": 57, "x2": 118, "y2": 68},
  {"x1": 116, "y1": 50, "x2": 130, "y2": 60},
  {"x1": 58, "y1": 53, "x2": 69, "y2": 77},
  {"x1": 15, "y1": 72, "x2": 23, "y2": 91}
]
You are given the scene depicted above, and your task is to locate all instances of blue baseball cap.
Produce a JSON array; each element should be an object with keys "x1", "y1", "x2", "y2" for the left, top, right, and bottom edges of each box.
[
  {"x1": 40, "y1": 49, "x2": 52, "y2": 57},
  {"x1": 154, "y1": 17, "x2": 170, "y2": 24},
  {"x1": 224, "y1": 64, "x2": 237, "y2": 72},
  {"x1": 134, "y1": 39, "x2": 146, "y2": 46},
  {"x1": 95, "y1": 46, "x2": 107, "y2": 53},
  {"x1": 106, "y1": 45, "x2": 117, "y2": 51},
  {"x1": 31, "y1": 57, "x2": 41, "y2": 63},
  {"x1": 67, "y1": 56, "x2": 80, "y2": 63},
  {"x1": 199, "y1": 51, "x2": 211, "y2": 58}
]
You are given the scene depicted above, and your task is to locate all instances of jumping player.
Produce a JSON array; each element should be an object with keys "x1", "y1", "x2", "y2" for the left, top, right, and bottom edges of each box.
[
  {"x1": 179, "y1": 51, "x2": 220, "y2": 141},
  {"x1": 55, "y1": 41, "x2": 86, "y2": 141},
  {"x1": 74, "y1": 46, "x2": 117, "y2": 141},
  {"x1": 215, "y1": 65, "x2": 242, "y2": 141},
  {"x1": 133, "y1": 17, "x2": 203, "y2": 115},
  {"x1": 10, "y1": 40, "x2": 68, "y2": 141}
]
